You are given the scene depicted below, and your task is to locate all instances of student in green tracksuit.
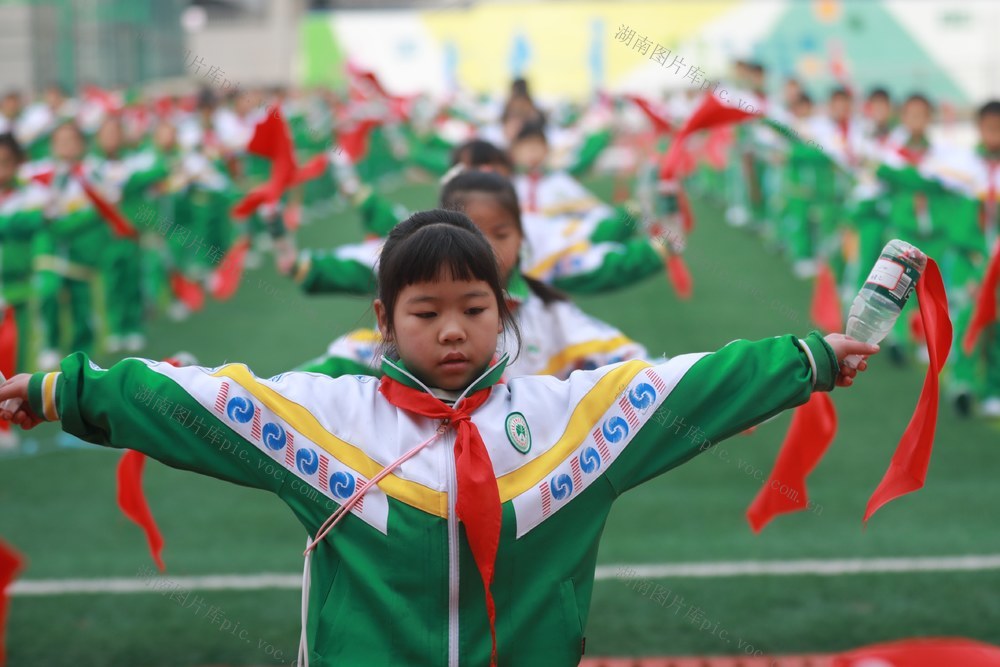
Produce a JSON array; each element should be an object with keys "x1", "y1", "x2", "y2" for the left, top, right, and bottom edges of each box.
[
  {"x1": 0, "y1": 208, "x2": 877, "y2": 667},
  {"x1": 308, "y1": 138, "x2": 669, "y2": 296},
  {"x1": 91, "y1": 116, "x2": 169, "y2": 353},
  {"x1": 874, "y1": 94, "x2": 981, "y2": 362},
  {"x1": 34, "y1": 121, "x2": 112, "y2": 368},
  {"x1": 0, "y1": 133, "x2": 47, "y2": 372},
  {"x1": 848, "y1": 87, "x2": 896, "y2": 293},
  {"x1": 293, "y1": 170, "x2": 654, "y2": 381}
]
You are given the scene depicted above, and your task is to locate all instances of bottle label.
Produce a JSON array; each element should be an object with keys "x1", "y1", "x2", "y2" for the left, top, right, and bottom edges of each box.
[{"x1": 864, "y1": 256, "x2": 920, "y2": 308}]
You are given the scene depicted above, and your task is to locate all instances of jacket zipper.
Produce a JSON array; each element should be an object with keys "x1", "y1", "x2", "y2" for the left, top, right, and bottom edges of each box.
[{"x1": 444, "y1": 422, "x2": 460, "y2": 667}]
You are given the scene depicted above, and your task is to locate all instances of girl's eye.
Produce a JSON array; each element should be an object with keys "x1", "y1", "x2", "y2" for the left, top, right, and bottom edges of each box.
[
  {"x1": 414, "y1": 312, "x2": 437, "y2": 319},
  {"x1": 466, "y1": 307, "x2": 486, "y2": 316}
]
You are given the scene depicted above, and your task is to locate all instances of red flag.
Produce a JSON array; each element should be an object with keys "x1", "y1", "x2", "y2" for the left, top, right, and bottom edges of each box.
[
  {"x1": 833, "y1": 638, "x2": 1000, "y2": 667},
  {"x1": 210, "y1": 237, "x2": 251, "y2": 301},
  {"x1": 746, "y1": 392, "x2": 837, "y2": 532},
  {"x1": 117, "y1": 450, "x2": 165, "y2": 572},
  {"x1": 0, "y1": 539, "x2": 24, "y2": 667},
  {"x1": 659, "y1": 93, "x2": 758, "y2": 180},
  {"x1": 963, "y1": 240, "x2": 1000, "y2": 354},
  {"x1": 811, "y1": 262, "x2": 844, "y2": 333},
  {"x1": 337, "y1": 118, "x2": 381, "y2": 164},
  {"x1": 666, "y1": 253, "x2": 693, "y2": 300},
  {"x1": 169, "y1": 271, "x2": 204, "y2": 312},
  {"x1": 624, "y1": 94, "x2": 673, "y2": 135},
  {"x1": 864, "y1": 259, "x2": 951, "y2": 522}
]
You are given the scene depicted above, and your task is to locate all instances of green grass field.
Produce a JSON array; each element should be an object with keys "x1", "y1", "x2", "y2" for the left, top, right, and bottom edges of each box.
[{"x1": 3, "y1": 177, "x2": 1000, "y2": 666}]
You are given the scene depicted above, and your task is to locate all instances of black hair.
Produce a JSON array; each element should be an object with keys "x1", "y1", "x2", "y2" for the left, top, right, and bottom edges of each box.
[
  {"x1": 511, "y1": 78, "x2": 530, "y2": 98},
  {"x1": 52, "y1": 119, "x2": 85, "y2": 144},
  {"x1": 439, "y1": 170, "x2": 569, "y2": 305},
  {"x1": 377, "y1": 209, "x2": 521, "y2": 358},
  {"x1": 500, "y1": 95, "x2": 545, "y2": 127},
  {"x1": 904, "y1": 93, "x2": 934, "y2": 111},
  {"x1": 0, "y1": 133, "x2": 25, "y2": 164},
  {"x1": 829, "y1": 86, "x2": 852, "y2": 100},
  {"x1": 867, "y1": 87, "x2": 891, "y2": 103},
  {"x1": 977, "y1": 100, "x2": 1000, "y2": 121},
  {"x1": 795, "y1": 92, "x2": 814, "y2": 107},
  {"x1": 450, "y1": 139, "x2": 513, "y2": 173},
  {"x1": 196, "y1": 88, "x2": 217, "y2": 110},
  {"x1": 512, "y1": 121, "x2": 547, "y2": 146}
]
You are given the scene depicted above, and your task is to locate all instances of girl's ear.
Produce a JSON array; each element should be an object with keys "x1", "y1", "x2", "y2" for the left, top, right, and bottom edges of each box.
[{"x1": 374, "y1": 299, "x2": 391, "y2": 341}]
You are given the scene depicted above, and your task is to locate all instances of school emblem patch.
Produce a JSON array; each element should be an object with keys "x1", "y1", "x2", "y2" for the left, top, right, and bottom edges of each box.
[{"x1": 505, "y1": 412, "x2": 532, "y2": 454}]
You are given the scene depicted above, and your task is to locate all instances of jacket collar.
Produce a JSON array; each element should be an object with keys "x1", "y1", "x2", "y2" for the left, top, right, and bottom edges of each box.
[{"x1": 380, "y1": 353, "x2": 509, "y2": 405}]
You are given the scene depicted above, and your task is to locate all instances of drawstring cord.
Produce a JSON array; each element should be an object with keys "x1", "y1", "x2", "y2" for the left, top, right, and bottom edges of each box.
[{"x1": 296, "y1": 421, "x2": 450, "y2": 667}]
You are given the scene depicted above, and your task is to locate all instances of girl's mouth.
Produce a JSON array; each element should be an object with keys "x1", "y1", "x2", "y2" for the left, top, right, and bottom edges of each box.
[{"x1": 439, "y1": 352, "x2": 470, "y2": 370}]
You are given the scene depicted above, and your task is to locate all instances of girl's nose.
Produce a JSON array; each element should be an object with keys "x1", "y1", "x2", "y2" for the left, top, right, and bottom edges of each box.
[{"x1": 439, "y1": 318, "x2": 467, "y2": 344}]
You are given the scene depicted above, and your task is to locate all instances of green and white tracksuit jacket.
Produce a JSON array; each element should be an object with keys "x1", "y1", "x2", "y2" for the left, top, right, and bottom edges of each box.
[
  {"x1": 27, "y1": 331, "x2": 839, "y2": 666},
  {"x1": 297, "y1": 269, "x2": 652, "y2": 380},
  {"x1": 292, "y1": 198, "x2": 665, "y2": 298}
]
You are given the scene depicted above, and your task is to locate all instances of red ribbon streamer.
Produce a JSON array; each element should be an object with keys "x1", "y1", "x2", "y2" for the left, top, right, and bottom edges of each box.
[
  {"x1": 963, "y1": 240, "x2": 1000, "y2": 355},
  {"x1": 864, "y1": 258, "x2": 951, "y2": 522},
  {"x1": 746, "y1": 392, "x2": 837, "y2": 532},
  {"x1": 169, "y1": 271, "x2": 205, "y2": 312},
  {"x1": 231, "y1": 108, "x2": 330, "y2": 219},
  {"x1": 0, "y1": 540, "x2": 24, "y2": 667},
  {"x1": 0, "y1": 307, "x2": 16, "y2": 436},
  {"x1": 666, "y1": 254, "x2": 693, "y2": 300},
  {"x1": 117, "y1": 450, "x2": 165, "y2": 572},
  {"x1": 379, "y1": 377, "x2": 500, "y2": 666},
  {"x1": 659, "y1": 93, "x2": 758, "y2": 180},
  {"x1": 209, "y1": 237, "x2": 251, "y2": 301},
  {"x1": 811, "y1": 262, "x2": 844, "y2": 333},
  {"x1": 624, "y1": 94, "x2": 673, "y2": 135}
]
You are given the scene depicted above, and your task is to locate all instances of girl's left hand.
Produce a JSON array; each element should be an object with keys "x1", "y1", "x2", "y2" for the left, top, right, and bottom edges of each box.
[{"x1": 824, "y1": 334, "x2": 880, "y2": 388}]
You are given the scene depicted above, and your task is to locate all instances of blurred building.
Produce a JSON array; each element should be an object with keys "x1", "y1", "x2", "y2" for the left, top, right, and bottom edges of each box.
[{"x1": 0, "y1": 0, "x2": 187, "y2": 94}]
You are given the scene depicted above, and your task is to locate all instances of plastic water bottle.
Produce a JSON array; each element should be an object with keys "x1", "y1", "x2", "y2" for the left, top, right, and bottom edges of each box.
[{"x1": 844, "y1": 239, "x2": 927, "y2": 369}]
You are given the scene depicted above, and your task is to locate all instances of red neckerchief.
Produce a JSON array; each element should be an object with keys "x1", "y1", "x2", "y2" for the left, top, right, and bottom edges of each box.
[
  {"x1": 525, "y1": 170, "x2": 541, "y2": 213},
  {"x1": 378, "y1": 377, "x2": 502, "y2": 666},
  {"x1": 69, "y1": 163, "x2": 138, "y2": 238},
  {"x1": 837, "y1": 118, "x2": 854, "y2": 165}
]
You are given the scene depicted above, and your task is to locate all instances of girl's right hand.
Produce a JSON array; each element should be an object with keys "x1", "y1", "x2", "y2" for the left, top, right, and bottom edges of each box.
[{"x1": 0, "y1": 374, "x2": 44, "y2": 430}]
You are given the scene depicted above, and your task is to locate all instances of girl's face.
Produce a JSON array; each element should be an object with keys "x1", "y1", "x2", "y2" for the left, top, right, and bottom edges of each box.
[
  {"x1": 153, "y1": 122, "x2": 177, "y2": 150},
  {"x1": 0, "y1": 146, "x2": 18, "y2": 186},
  {"x1": 97, "y1": 121, "x2": 123, "y2": 156},
  {"x1": 375, "y1": 272, "x2": 503, "y2": 391},
  {"x1": 510, "y1": 137, "x2": 547, "y2": 172},
  {"x1": 902, "y1": 101, "x2": 931, "y2": 135},
  {"x1": 462, "y1": 194, "x2": 522, "y2": 282},
  {"x1": 52, "y1": 125, "x2": 85, "y2": 162}
]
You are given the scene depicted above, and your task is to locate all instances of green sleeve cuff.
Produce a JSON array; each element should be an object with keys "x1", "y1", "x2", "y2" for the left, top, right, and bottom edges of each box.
[
  {"x1": 800, "y1": 331, "x2": 839, "y2": 392},
  {"x1": 28, "y1": 371, "x2": 63, "y2": 421}
]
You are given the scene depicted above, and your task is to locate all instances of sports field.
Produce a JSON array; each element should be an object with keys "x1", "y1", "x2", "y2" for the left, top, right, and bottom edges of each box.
[{"x1": 3, "y1": 177, "x2": 1000, "y2": 666}]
